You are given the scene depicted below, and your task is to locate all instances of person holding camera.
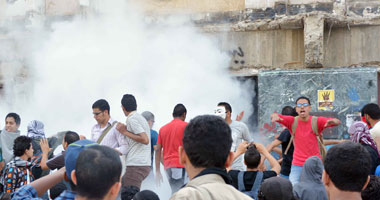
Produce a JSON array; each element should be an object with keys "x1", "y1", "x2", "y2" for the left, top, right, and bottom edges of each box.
[{"x1": 228, "y1": 142, "x2": 280, "y2": 199}]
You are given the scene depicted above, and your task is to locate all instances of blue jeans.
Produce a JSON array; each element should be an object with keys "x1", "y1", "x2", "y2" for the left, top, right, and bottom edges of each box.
[
  {"x1": 289, "y1": 164, "x2": 302, "y2": 185},
  {"x1": 279, "y1": 173, "x2": 289, "y2": 179}
]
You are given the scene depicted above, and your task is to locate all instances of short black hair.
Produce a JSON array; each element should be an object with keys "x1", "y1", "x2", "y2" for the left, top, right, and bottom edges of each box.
[
  {"x1": 121, "y1": 94, "x2": 137, "y2": 112},
  {"x1": 244, "y1": 144, "x2": 261, "y2": 169},
  {"x1": 92, "y1": 99, "x2": 110, "y2": 114},
  {"x1": 50, "y1": 181, "x2": 67, "y2": 199},
  {"x1": 295, "y1": 96, "x2": 311, "y2": 105},
  {"x1": 5, "y1": 112, "x2": 21, "y2": 125},
  {"x1": 133, "y1": 190, "x2": 160, "y2": 200},
  {"x1": 362, "y1": 175, "x2": 380, "y2": 200},
  {"x1": 64, "y1": 131, "x2": 80, "y2": 145},
  {"x1": 183, "y1": 115, "x2": 232, "y2": 169},
  {"x1": 13, "y1": 136, "x2": 32, "y2": 157},
  {"x1": 324, "y1": 142, "x2": 371, "y2": 192},
  {"x1": 172, "y1": 104, "x2": 187, "y2": 118},
  {"x1": 217, "y1": 102, "x2": 232, "y2": 113},
  {"x1": 361, "y1": 103, "x2": 380, "y2": 120},
  {"x1": 75, "y1": 145, "x2": 122, "y2": 199},
  {"x1": 121, "y1": 186, "x2": 140, "y2": 200},
  {"x1": 281, "y1": 106, "x2": 298, "y2": 116}
]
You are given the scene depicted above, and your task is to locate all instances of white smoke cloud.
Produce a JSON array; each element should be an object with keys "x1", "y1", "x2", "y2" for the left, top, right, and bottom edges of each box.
[
  {"x1": 0, "y1": 0, "x2": 254, "y2": 137},
  {"x1": 0, "y1": 0, "x2": 256, "y2": 197}
]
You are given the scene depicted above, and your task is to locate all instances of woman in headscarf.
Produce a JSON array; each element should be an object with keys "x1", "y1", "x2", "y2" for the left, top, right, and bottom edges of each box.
[
  {"x1": 293, "y1": 156, "x2": 328, "y2": 200},
  {"x1": 349, "y1": 121, "x2": 380, "y2": 175}
]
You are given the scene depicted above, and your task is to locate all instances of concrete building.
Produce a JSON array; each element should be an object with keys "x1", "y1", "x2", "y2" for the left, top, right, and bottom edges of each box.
[{"x1": 0, "y1": 0, "x2": 379, "y2": 138}]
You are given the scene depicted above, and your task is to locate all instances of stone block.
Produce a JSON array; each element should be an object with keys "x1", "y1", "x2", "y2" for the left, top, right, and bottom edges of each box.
[{"x1": 304, "y1": 15, "x2": 324, "y2": 68}]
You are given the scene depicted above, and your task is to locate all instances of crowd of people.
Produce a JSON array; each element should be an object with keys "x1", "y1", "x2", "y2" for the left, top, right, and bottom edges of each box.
[{"x1": 0, "y1": 94, "x2": 378, "y2": 200}]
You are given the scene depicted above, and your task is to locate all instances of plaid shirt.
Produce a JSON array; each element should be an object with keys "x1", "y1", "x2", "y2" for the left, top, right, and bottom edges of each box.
[{"x1": 12, "y1": 184, "x2": 76, "y2": 200}]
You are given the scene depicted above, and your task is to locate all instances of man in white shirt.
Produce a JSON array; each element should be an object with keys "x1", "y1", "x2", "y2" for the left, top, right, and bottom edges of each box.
[
  {"x1": 215, "y1": 102, "x2": 252, "y2": 171},
  {"x1": 116, "y1": 94, "x2": 151, "y2": 189},
  {"x1": 91, "y1": 99, "x2": 129, "y2": 155}
]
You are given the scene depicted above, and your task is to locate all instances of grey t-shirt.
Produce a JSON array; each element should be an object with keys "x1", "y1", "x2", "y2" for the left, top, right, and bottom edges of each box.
[
  {"x1": 125, "y1": 112, "x2": 151, "y2": 166},
  {"x1": 230, "y1": 120, "x2": 252, "y2": 171}
]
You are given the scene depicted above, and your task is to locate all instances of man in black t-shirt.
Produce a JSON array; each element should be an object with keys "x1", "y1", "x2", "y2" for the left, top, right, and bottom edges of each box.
[
  {"x1": 266, "y1": 106, "x2": 297, "y2": 178},
  {"x1": 228, "y1": 143, "x2": 280, "y2": 199},
  {"x1": 40, "y1": 131, "x2": 80, "y2": 170}
]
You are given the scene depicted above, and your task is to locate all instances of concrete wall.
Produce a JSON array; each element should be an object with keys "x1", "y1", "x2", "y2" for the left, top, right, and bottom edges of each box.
[
  {"x1": 217, "y1": 29, "x2": 304, "y2": 69},
  {"x1": 324, "y1": 25, "x2": 380, "y2": 68}
]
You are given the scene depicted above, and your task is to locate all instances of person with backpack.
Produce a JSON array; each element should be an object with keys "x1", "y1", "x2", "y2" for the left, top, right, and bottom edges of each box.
[
  {"x1": 270, "y1": 96, "x2": 340, "y2": 185},
  {"x1": 228, "y1": 143, "x2": 280, "y2": 199}
]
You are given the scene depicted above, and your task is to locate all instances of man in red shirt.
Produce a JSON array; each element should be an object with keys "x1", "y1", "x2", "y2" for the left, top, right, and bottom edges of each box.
[
  {"x1": 155, "y1": 104, "x2": 187, "y2": 194},
  {"x1": 270, "y1": 96, "x2": 340, "y2": 185}
]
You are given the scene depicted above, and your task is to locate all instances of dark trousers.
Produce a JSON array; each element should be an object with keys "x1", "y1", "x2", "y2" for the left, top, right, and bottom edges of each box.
[{"x1": 122, "y1": 166, "x2": 151, "y2": 189}]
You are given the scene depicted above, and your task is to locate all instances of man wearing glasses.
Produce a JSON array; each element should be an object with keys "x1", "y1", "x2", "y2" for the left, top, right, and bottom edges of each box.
[
  {"x1": 91, "y1": 99, "x2": 129, "y2": 155},
  {"x1": 270, "y1": 96, "x2": 340, "y2": 185}
]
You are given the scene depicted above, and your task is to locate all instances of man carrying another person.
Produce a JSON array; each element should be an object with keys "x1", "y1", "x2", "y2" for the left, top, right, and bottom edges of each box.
[
  {"x1": 215, "y1": 102, "x2": 252, "y2": 171},
  {"x1": 116, "y1": 94, "x2": 151, "y2": 189},
  {"x1": 271, "y1": 96, "x2": 340, "y2": 185},
  {"x1": 155, "y1": 104, "x2": 187, "y2": 193}
]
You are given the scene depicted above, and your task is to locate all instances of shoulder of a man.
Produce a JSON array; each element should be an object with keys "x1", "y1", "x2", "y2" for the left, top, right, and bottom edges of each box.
[
  {"x1": 171, "y1": 180, "x2": 251, "y2": 200},
  {"x1": 11, "y1": 184, "x2": 41, "y2": 200},
  {"x1": 278, "y1": 129, "x2": 291, "y2": 141},
  {"x1": 263, "y1": 170, "x2": 277, "y2": 179}
]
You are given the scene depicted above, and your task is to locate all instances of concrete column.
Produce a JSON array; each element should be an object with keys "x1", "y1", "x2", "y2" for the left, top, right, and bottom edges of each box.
[{"x1": 304, "y1": 15, "x2": 324, "y2": 68}]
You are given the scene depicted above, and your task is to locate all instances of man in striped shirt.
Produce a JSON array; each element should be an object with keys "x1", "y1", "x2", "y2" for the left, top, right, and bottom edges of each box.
[{"x1": 91, "y1": 99, "x2": 129, "y2": 155}]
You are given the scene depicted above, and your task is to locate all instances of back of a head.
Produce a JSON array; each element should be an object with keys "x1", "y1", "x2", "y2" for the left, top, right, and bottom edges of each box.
[
  {"x1": 217, "y1": 102, "x2": 232, "y2": 113},
  {"x1": 121, "y1": 94, "x2": 137, "y2": 112},
  {"x1": 141, "y1": 111, "x2": 154, "y2": 122},
  {"x1": 5, "y1": 112, "x2": 21, "y2": 125},
  {"x1": 362, "y1": 175, "x2": 380, "y2": 200},
  {"x1": 258, "y1": 177, "x2": 294, "y2": 200},
  {"x1": 183, "y1": 115, "x2": 232, "y2": 169},
  {"x1": 300, "y1": 156, "x2": 323, "y2": 183},
  {"x1": 92, "y1": 99, "x2": 110, "y2": 114},
  {"x1": 121, "y1": 186, "x2": 140, "y2": 200},
  {"x1": 244, "y1": 144, "x2": 261, "y2": 169},
  {"x1": 133, "y1": 190, "x2": 160, "y2": 200},
  {"x1": 75, "y1": 145, "x2": 122, "y2": 199},
  {"x1": 361, "y1": 103, "x2": 380, "y2": 120},
  {"x1": 172, "y1": 104, "x2": 187, "y2": 118},
  {"x1": 324, "y1": 142, "x2": 371, "y2": 192},
  {"x1": 281, "y1": 106, "x2": 297, "y2": 117},
  {"x1": 13, "y1": 136, "x2": 32, "y2": 157},
  {"x1": 50, "y1": 181, "x2": 67, "y2": 199},
  {"x1": 64, "y1": 131, "x2": 80, "y2": 145}
]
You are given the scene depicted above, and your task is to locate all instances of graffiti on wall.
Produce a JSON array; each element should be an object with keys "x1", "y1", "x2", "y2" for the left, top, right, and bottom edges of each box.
[{"x1": 229, "y1": 46, "x2": 246, "y2": 69}]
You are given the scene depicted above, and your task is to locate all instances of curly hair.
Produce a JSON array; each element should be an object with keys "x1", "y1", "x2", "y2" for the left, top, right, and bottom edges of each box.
[{"x1": 13, "y1": 136, "x2": 32, "y2": 157}]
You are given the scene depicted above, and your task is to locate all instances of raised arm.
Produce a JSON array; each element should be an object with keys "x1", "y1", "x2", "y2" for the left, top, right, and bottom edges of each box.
[
  {"x1": 40, "y1": 138, "x2": 51, "y2": 170},
  {"x1": 255, "y1": 142, "x2": 281, "y2": 175},
  {"x1": 324, "y1": 118, "x2": 341, "y2": 127}
]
